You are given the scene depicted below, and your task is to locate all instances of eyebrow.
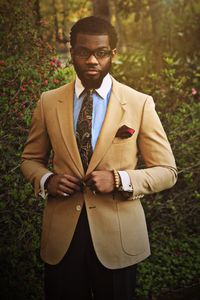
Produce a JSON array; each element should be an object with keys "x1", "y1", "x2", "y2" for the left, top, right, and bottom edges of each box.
[{"x1": 76, "y1": 46, "x2": 110, "y2": 50}]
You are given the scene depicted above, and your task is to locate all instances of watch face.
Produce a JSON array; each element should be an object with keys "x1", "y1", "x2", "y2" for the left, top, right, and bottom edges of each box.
[
  {"x1": 122, "y1": 191, "x2": 133, "y2": 199},
  {"x1": 118, "y1": 185, "x2": 133, "y2": 192},
  {"x1": 118, "y1": 185, "x2": 124, "y2": 191}
]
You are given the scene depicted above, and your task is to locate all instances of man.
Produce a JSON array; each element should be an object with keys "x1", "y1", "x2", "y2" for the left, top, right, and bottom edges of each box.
[{"x1": 21, "y1": 16, "x2": 177, "y2": 300}]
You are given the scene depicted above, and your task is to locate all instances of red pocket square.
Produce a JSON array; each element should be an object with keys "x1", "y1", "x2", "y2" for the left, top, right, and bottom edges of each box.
[{"x1": 115, "y1": 125, "x2": 135, "y2": 139}]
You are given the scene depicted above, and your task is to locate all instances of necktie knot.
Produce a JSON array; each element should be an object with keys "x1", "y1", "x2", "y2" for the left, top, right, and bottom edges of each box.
[{"x1": 85, "y1": 89, "x2": 94, "y2": 98}]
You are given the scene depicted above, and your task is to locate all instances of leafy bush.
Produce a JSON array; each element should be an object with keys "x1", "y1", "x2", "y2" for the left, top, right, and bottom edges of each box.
[
  {"x1": 112, "y1": 52, "x2": 200, "y2": 112},
  {"x1": 136, "y1": 102, "x2": 200, "y2": 297},
  {"x1": 0, "y1": 1, "x2": 74, "y2": 299}
]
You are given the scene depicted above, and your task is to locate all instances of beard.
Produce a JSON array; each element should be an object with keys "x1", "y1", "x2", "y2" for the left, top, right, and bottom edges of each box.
[{"x1": 73, "y1": 58, "x2": 112, "y2": 89}]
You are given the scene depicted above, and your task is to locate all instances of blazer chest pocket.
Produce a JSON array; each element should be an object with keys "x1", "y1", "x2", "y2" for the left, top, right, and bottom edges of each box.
[{"x1": 112, "y1": 135, "x2": 135, "y2": 144}]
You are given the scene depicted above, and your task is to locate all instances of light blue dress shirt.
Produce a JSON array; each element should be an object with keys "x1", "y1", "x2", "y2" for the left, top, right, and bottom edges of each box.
[{"x1": 74, "y1": 74, "x2": 112, "y2": 150}]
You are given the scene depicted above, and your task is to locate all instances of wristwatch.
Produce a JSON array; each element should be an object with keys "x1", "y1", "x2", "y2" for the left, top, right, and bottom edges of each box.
[{"x1": 113, "y1": 170, "x2": 133, "y2": 198}]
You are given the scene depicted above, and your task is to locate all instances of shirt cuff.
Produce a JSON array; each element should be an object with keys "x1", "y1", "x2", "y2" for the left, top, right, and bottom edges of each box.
[
  {"x1": 118, "y1": 171, "x2": 133, "y2": 192},
  {"x1": 39, "y1": 172, "x2": 53, "y2": 199}
]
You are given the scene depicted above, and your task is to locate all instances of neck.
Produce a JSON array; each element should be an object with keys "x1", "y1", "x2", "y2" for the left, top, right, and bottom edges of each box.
[{"x1": 81, "y1": 80, "x2": 103, "y2": 90}]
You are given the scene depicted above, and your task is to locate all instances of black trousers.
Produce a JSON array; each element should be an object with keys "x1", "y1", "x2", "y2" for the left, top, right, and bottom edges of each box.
[{"x1": 44, "y1": 205, "x2": 137, "y2": 300}]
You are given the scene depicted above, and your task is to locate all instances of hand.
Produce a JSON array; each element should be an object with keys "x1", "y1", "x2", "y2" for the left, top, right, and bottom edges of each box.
[
  {"x1": 46, "y1": 174, "x2": 82, "y2": 197},
  {"x1": 85, "y1": 171, "x2": 115, "y2": 194}
]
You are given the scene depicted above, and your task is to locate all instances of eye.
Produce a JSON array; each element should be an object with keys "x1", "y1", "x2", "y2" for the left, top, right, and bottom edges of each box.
[
  {"x1": 96, "y1": 50, "x2": 107, "y2": 58},
  {"x1": 75, "y1": 48, "x2": 90, "y2": 58}
]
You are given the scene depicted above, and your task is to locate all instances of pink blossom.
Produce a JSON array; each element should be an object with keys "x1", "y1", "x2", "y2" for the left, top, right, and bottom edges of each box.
[
  {"x1": 20, "y1": 86, "x2": 26, "y2": 92},
  {"x1": 192, "y1": 88, "x2": 197, "y2": 95},
  {"x1": 44, "y1": 79, "x2": 48, "y2": 85},
  {"x1": 57, "y1": 60, "x2": 62, "y2": 67},
  {"x1": 53, "y1": 78, "x2": 60, "y2": 84}
]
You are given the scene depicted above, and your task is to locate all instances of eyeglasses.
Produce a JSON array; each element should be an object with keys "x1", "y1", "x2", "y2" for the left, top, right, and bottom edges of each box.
[{"x1": 73, "y1": 48, "x2": 114, "y2": 59}]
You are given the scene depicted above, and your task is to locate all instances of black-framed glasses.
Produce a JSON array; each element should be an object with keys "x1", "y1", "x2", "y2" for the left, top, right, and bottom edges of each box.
[{"x1": 73, "y1": 48, "x2": 114, "y2": 59}]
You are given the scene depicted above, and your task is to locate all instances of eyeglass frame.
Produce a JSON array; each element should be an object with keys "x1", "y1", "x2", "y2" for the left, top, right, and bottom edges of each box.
[{"x1": 71, "y1": 47, "x2": 116, "y2": 60}]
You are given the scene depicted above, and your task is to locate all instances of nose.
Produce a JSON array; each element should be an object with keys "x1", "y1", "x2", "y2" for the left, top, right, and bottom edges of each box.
[{"x1": 86, "y1": 54, "x2": 98, "y2": 64}]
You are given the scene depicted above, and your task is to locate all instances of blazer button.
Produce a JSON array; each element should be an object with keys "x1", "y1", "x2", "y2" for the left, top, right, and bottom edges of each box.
[{"x1": 76, "y1": 205, "x2": 81, "y2": 211}]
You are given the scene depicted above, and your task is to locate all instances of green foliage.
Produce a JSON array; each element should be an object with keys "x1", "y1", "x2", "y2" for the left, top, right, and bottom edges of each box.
[
  {"x1": 137, "y1": 103, "x2": 200, "y2": 297},
  {"x1": 137, "y1": 234, "x2": 200, "y2": 297},
  {"x1": 0, "y1": 1, "x2": 74, "y2": 299},
  {"x1": 40, "y1": 0, "x2": 92, "y2": 43},
  {"x1": 115, "y1": 0, "x2": 200, "y2": 58},
  {"x1": 112, "y1": 52, "x2": 200, "y2": 111}
]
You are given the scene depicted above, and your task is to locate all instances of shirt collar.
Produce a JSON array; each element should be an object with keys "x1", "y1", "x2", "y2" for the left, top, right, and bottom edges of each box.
[{"x1": 75, "y1": 73, "x2": 112, "y2": 99}]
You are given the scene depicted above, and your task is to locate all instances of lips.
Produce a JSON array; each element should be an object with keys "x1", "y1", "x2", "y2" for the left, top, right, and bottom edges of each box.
[{"x1": 85, "y1": 68, "x2": 100, "y2": 76}]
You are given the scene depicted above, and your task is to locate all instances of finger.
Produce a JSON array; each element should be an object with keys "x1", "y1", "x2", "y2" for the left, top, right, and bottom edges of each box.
[
  {"x1": 63, "y1": 174, "x2": 82, "y2": 184},
  {"x1": 57, "y1": 190, "x2": 70, "y2": 197},
  {"x1": 58, "y1": 184, "x2": 75, "y2": 195},
  {"x1": 85, "y1": 174, "x2": 96, "y2": 186},
  {"x1": 60, "y1": 179, "x2": 81, "y2": 192},
  {"x1": 85, "y1": 179, "x2": 95, "y2": 187},
  {"x1": 84, "y1": 171, "x2": 97, "y2": 182},
  {"x1": 59, "y1": 182, "x2": 80, "y2": 194}
]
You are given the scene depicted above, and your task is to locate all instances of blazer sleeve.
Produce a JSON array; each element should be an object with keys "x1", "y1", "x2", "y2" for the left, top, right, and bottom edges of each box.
[
  {"x1": 21, "y1": 94, "x2": 52, "y2": 196},
  {"x1": 127, "y1": 96, "x2": 177, "y2": 197}
]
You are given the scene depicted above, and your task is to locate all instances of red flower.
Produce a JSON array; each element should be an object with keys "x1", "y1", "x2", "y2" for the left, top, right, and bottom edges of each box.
[
  {"x1": 20, "y1": 86, "x2": 26, "y2": 92},
  {"x1": 57, "y1": 60, "x2": 62, "y2": 67},
  {"x1": 192, "y1": 88, "x2": 197, "y2": 95},
  {"x1": 53, "y1": 78, "x2": 60, "y2": 84},
  {"x1": 0, "y1": 60, "x2": 5, "y2": 66}
]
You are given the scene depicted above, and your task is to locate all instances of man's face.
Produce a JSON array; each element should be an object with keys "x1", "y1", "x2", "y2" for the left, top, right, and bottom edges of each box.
[{"x1": 71, "y1": 33, "x2": 116, "y2": 89}]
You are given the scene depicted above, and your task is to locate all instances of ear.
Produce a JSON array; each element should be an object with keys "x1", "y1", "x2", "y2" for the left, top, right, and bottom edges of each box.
[
  {"x1": 111, "y1": 48, "x2": 117, "y2": 61},
  {"x1": 70, "y1": 48, "x2": 74, "y2": 63}
]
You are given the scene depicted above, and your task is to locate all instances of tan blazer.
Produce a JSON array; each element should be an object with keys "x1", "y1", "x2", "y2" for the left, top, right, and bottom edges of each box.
[{"x1": 21, "y1": 77, "x2": 177, "y2": 268}]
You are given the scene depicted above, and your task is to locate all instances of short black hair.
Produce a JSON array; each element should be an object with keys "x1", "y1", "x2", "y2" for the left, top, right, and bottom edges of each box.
[{"x1": 70, "y1": 16, "x2": 118, "y2": 49}]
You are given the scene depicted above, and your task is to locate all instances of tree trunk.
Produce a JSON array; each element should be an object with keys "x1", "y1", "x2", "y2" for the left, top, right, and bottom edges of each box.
[
  {"x1": 148, "y1": 0, "x2": 163, "y2": 72},
  {"x1": 62, "y1": 0, "x2": 70, "y2": 42},
  {"x1": 52, "y1": 0, "x2": 59, "y2": 43},
  {"x1": 92, "y1": 0, "x2": 110, "y2": 21},
  {"x1": 34, "y1": 0, "x2": 41, "y2": 25},
  {"x1": 112, "y1": 0, "x2": 127, "y2": 52}
]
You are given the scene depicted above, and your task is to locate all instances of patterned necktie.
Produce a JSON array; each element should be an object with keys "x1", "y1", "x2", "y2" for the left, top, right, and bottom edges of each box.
[{"x1": 76, "y1": 89, "x2": 93, "y2": 172}]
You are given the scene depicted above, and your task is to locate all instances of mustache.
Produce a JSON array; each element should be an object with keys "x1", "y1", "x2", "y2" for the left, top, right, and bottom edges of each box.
[{"x1": 85, "y1": 67, "x2": 100, "y2": 71}]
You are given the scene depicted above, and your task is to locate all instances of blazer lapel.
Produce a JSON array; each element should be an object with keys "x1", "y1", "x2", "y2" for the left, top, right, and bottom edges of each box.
[
  {"x1": 87, "y1": 78, "x2": 126, "y2": 174},
  {"x1": 56, "y1": 82, "x2": 84, "y2": 177}
]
